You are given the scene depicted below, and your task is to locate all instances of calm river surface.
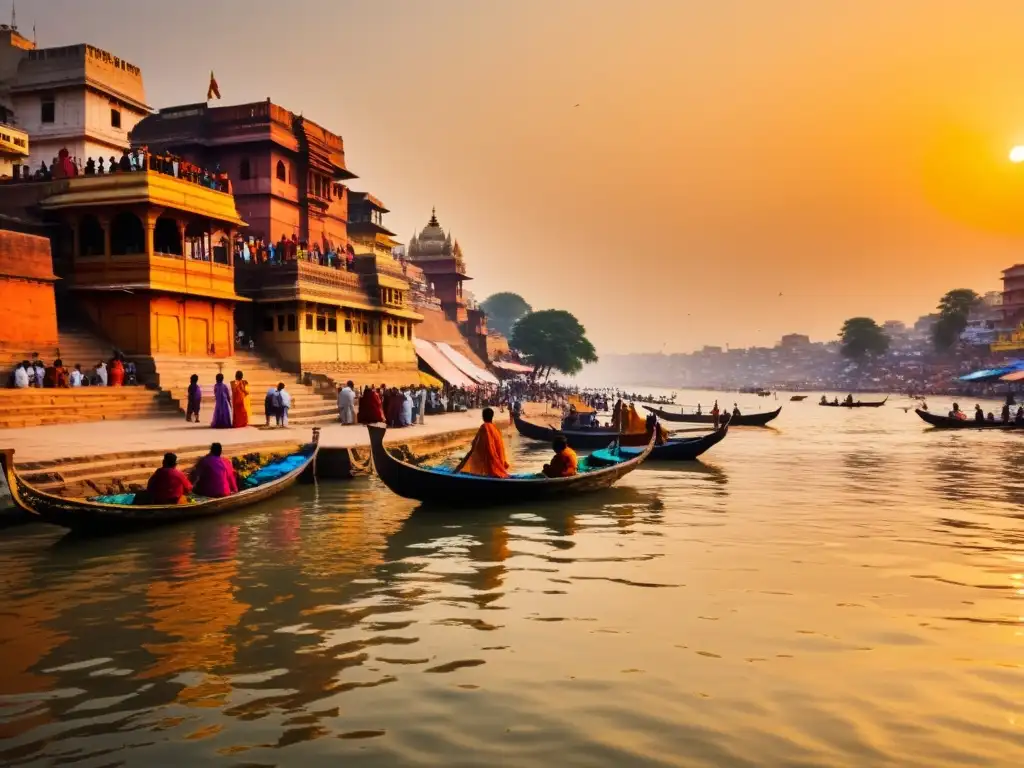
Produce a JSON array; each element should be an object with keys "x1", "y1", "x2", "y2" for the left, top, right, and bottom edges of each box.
[{"x1": 2, "y1": 390, "x2": 1024, "y2": 767}]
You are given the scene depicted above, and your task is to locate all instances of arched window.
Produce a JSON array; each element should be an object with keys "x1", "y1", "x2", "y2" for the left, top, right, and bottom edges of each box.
[
  {"x1": 109, "y1": 211, "x2": 145, "y2": 255},
  {"x1": 79, "y1": 214, "x2": 105, "y2": 256},
  {"x1": 239, "y1": 158, "x2": 251, "y2": 181},
  {"x1": 153, "y1": 216, "x2": 182, "y2": 256},
  {"x1": 276, "y1": 160, "x2": 286, "y2": 182}
]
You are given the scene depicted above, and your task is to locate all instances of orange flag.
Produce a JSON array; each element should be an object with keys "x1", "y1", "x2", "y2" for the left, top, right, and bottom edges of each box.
[{"x1": 207, "y1": 71, "x2": 221, "y2": 101}]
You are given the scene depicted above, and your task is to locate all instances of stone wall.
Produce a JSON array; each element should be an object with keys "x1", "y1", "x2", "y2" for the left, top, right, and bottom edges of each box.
[{"x1": 0, "y1": 229, "x2": 58, "y2": 347}]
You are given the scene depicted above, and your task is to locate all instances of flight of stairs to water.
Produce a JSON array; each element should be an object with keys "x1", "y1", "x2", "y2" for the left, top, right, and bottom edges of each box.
[
  {"x1": 152, "y1": 352, "x2": 340, "y2": 425},
  {"x1": 15, "y1": 438, "x2": 306, "y2": 498}
]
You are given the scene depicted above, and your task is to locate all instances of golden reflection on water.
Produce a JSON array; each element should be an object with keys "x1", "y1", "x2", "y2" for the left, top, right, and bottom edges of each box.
[{"x1": 2, "y1": 394, "x2": 1024, "y2": 766}]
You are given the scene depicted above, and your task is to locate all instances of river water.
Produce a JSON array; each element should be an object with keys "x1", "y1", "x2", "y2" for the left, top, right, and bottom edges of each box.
[{"x1": 1, "y1": 390, "x2": 1023, "y2": 767}]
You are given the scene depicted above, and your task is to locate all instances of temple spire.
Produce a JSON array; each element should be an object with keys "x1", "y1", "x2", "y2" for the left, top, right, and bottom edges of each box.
[{"x1": 428, "y1": 206, "x2": 439, "y2": 226}]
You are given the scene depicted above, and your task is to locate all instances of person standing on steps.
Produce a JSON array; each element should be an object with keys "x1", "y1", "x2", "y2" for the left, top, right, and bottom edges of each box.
[
  {"x1": 231, "y1": 370, "x2": 251, "y2": 428},
  {"x1": 337, "y1": 380, "x2": 356, "y2": 424},
  {"x1": 186, "y1": 374, "x2": 202, "y2": 423},
  {"x1": 276, "y1": 382, "x2": 291, "y2": 427}
]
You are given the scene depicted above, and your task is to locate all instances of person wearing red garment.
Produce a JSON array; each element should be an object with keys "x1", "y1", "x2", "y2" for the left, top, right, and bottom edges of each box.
[
  {"x1": 145, "y1": 453, "x2": 193, "y2": 505},
  {"x1": 357, "y1": 385, "x2": 385, "y2": 424}
]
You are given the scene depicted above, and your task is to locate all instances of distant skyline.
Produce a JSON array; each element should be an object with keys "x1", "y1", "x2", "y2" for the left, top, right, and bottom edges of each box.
[{"x1": 25, "y1": 0, "x2": 1024, "y2": 353}]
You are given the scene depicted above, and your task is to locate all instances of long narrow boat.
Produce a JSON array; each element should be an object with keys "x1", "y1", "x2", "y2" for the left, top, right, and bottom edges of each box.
[
  {"x1": 591, "y1": 425, "x2": 728, "y2": 462},
  {"x1": 0, "y1": 429, "x2": 320, "y2": 533},
  {"x1": 914, "y1": 409, "x2": 1023, "y2": 429},
  {"x1": 514, "y1": 413, "x2": 627, "y2": 450},
  {"x1": 819, "y1": 397, "x2": 888, "y2": 408},
  {"x1": 790, "y1": 395, "x2": 808, "y2": 402},
  {"x1": 642, "y1": 405, "x2": 781, "y2": 427},
  {"x1": 368, "y1": 424, "x2": 655, "y2": 506}
]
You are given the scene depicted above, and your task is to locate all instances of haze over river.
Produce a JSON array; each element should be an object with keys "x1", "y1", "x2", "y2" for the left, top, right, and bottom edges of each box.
[{"x1": 2, "y1": 390, "x2": 1023, "y2": 766}]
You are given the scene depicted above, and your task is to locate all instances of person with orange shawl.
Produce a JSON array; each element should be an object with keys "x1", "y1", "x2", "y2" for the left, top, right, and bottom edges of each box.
[
  {"x1": 542, "y1": 435, "x2": 577, "y2": 478},
  {"x1": 357, "y1": 385, "x2": 385, "y2": 424},
  {"x1": 231, "y1": 370, "x2": 251, "y2": 428},
  {"x1": 454, "y1": 408, "x2": 510, "y2": 478}
]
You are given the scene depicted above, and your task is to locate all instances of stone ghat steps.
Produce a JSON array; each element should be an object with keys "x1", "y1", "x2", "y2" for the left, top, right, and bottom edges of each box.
[
  {"x1": 16, "y1": 438, "x2": 307, "y2": 498},
  {"x1": 0, "y1": 389, "x2": 179, "y2": 428},
  {"x1": 151, "y1": 354, "x2": 340, "y2": 424}
]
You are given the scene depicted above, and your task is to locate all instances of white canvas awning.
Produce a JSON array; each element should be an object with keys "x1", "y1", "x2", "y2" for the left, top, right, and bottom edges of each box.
[
  {"x1": 435, "y1": 342, "x2": 500, "y2": 386},
  {"x1": 413, "y1": 338, "x2": 476, "y2": 388}
]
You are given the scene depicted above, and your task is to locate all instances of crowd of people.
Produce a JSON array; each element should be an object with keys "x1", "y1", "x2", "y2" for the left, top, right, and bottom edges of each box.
[
  {"x1": 184, "y1": 370, "x2": 292, "y2": 430},
  {"x1": 233, "y1": 234, "x2": 358, "y2": 271},
  {"x1": 12, "y1": 146, "x2": 230, "y2": 192},
  {"x1": 8, "y1": 352, "x2": 135, "y2": 388}
]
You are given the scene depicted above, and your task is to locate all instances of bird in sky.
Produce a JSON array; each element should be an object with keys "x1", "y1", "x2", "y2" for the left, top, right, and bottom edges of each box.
[{"x1": 574, "y1": 103, "x2": 580, "y2": 107}]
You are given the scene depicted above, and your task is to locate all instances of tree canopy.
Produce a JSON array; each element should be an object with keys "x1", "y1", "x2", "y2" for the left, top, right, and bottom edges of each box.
[
  {"x1": 932, "y1": 288, "x2": 981, "y2": 352},
  {"x1": 481, "y1": 292, "x2": 532, "y2": 337},
  {"x1": 839, "y1": 317, "x2": 890, "y2": 360},
  {"x1": 510, "y1": 309, "x2": 597, "y2": 377}
]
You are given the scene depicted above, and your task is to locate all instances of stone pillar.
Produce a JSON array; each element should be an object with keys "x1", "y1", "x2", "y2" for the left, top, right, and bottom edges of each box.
[{"x1": 177, "y1": 220, "x2": 187, "y2": 259}]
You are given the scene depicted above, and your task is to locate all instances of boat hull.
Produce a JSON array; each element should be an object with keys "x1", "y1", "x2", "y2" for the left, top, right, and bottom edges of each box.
[
  {"x1": 915, "y1": 408, "x2": 1022, "y2": 429},
  {"x1": 513, "y1": 414, "x2": 632, "y2": 450},
  {"x1": 369, "y1": 424, "x2": 654, "y2": 507},
  {"x1": 592, "y1": 425, "x2": 728, "y2": 462},
  {"x1": 819, "y1": 398, "x2": 888, "y2": 408},
  {"x1": 642, "y1": 405, "x2": 781, "y2": 427},
  {"x1": 0, "y1": 431, "x2": 320, "y2": 533}
]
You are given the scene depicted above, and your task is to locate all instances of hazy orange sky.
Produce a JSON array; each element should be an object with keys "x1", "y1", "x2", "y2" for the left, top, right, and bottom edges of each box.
[{"x1": 32, "y1": 0, "x2": 1024, "y2": 352}]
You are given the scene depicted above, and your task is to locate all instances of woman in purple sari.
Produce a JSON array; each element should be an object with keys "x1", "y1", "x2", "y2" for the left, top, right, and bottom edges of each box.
[{"x1": 211, "y1": 372, "x2": 232, "y2": 429}]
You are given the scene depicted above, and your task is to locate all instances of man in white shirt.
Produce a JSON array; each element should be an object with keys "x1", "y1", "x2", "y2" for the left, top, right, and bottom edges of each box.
[
  {"x1": 95, "y1": 361, "x2": 108, "y2": 386},
  {"x1": 276, "y1": 382, "x2": 292, "y2": 427},
  {"x1": 337, "y1": 380, "x2": 355, "y2": 424},
  {"x1": 32, "y1": 361, "x2": 45, "y2": 387},
  {"x1": 69, "y1": 364, "x2": 84, "y2": 387},
  {"x1": 13, "y1": 361, "x2": 29, "y2": 388}
]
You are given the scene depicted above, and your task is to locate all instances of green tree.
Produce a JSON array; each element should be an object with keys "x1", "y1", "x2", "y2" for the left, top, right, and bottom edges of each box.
[
  {"x1": 839, "y1": 317, "x2": 890, "y2": 360},
  {"x1": 510, "y1": 309, "x2": 598, "y2": 377},
  {"x1": 932, "y1": 288, "x2": 981, "y2": 352},
  {"x1": 481, "y1": 292, "x2": 532, "y2": 337}
]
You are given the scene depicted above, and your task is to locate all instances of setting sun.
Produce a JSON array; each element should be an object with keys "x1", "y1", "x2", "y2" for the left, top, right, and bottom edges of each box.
[{"x1": 1010, "y1": 146, "x2": 1024, "y2": 163}]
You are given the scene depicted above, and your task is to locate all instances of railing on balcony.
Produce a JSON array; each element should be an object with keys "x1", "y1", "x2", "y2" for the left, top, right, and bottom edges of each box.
[{"x1": 6, "y1": 148, "x2": 230, "y2": 193}]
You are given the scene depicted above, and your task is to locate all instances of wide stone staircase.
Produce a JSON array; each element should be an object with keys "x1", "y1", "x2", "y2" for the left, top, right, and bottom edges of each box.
[
  {"x1": 0, "y1": 326, "x2": 180, "y2": 428},
  {"x1": 151, "y1": 351, "x2": 340, "y2": 426}
]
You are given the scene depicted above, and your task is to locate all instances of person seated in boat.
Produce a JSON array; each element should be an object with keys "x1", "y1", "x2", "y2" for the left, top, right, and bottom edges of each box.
[
  {"x1": 454, "y1": 407, "x2": 509, "y2": 478},
  {"x1": 974, "y1": 404, "x2": 985, "y2": 423},
  {"x1": 1001, "y1": 402, "x2": 1012, "y2": 423},
  {"x1": 1016, "y1": 406, "x2": 1024, "y2": 424},
  {"x1": 542, "y1": 435, "x2": 578, "y2": 478},
  {"x1": 844, "y1": 394, "x2": 854, "y2": 405},
  {"x1": 145, "y1": 452, "x2": 193, "y2": 505},
  {"x1": 562, "y1": 405, "x2": 580, "y2": 430},
  {"x1": 696, "y1": 403, "x2": 702, "y2": 415},
  {"x1": 833, "y1": 397, "x2": 839, "y2": 405},
  {"x1": 987, "y1": 411, "x2": 996, "y2": 422},
  {"x1": 190, "y1": 442, "x2": 238, "y2": 498},
  {"x1": 732, "y1": 404, "x2": 741, "y2": 417}
]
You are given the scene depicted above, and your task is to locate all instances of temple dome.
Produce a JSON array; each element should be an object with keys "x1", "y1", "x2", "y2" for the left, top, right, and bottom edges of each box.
[{"x1": 407, "y1": 207, "x2": 453, "y2": 261}]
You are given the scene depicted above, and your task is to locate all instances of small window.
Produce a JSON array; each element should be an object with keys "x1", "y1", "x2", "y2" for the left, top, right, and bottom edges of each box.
[
  {"x1": 277, "y1": 314, "x2": 285, "y2": 331},
  {"x1": 305, "y1": 313, "x2": 313, "y2": 330},
  {"x1": 240, "y1": 158, "x2": 251, "y2": 181},
  {"x1": 110, "y1": 108, "x2": 121, "y2": 129},
  {"x1": 316, "y1": 316, "x2": 326, "y2": 332},
  {"x1": 41, "y1": 98, "x2": 55, "y2": 124},
  {"x1": 287, "y1": 314, "x2": 296, "y2": 332},
  {"x1": 344, "y1": 318, "x2": 352, "y2": 333},
  {"x1": 328, "y1": 318, "x2": 337, "y2": 333},
  {"x1": 263, "y1": 316, "x2": 274, "y2": 332},
  {"x1": 276, "y1": 160, "x2": 286, "y2": 181}
]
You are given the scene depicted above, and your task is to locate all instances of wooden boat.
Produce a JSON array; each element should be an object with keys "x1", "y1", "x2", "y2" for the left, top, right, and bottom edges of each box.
[
  {"x1": 514, "y1": 413, "x2": 628, "y2": 450},
  {"x1": 642, "y1": 405, "x2": 781, "y2": 427},
  {"x1": 790, "y1": 395, "x2": 808, "y2": 401},
  {"x1": 914, "y1": 409, "x2": 1024, "y2": 429},
  {"x1": 590, "y1": 425, "x2": 728, "y2": 463},
  {"x1": 819, "y1": 397, "x2": 888, "y2": 408},
  {"x1": 368, "y1": 424, "x2": 655, "y2": 507},
  {"x1": 0, "y1": 429, "x2": 320, "y2": 532}
]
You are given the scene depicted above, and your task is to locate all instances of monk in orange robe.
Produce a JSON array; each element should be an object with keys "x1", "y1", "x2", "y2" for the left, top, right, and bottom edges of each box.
[
  {"x1": 231, "y1": 370, "x2": 251, "y2": 428},
  {"x1": 455, "y1": 407, "x2": 509, "y2": 478},
  {"x1": 542, "y1": 436, "x2": 578, "y2": 478}
]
